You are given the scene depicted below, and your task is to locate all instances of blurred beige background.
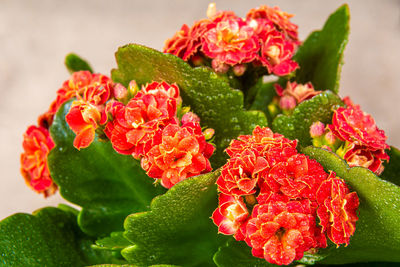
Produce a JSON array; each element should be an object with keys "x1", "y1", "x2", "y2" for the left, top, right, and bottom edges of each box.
[{"x1": 1, "y1": 0, "x2": 399, "y2": 219}]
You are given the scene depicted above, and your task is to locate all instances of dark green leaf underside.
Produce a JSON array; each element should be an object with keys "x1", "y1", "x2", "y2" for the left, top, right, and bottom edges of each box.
[
  {"x1": 48, "y1": 101, "x2": 165, "y2": 237},
  {"x1": 122, "y1": 170, "x2": 228, "y2": 266},
  {"x1": 111, "y1": 44, "x2": 267, "y2": 167}
]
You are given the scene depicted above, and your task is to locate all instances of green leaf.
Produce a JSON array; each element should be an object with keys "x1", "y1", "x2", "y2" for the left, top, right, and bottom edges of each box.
[
  {"x1": 213, "y1": 238, "x2": 273, "y2": 267},
  {"x1": 94, "y1": 232, "x2": 131, "y2": 252},
  {"x1": 48, "y1": 101, "x2": 166, "y2": 237},
  {"x1": 122, "y1": 170, "x2": 228, "y2": 266},
  {"x1": 272, "y1": 91, "x2": 343, "y2": 145},
  {"x1": 0, "y1": 206, "x2": 124, "y2": 267},
  {"x1": 381, "y1": 146, "x2": 400, "y2": 186},
  {"x1": 111, "y1": 44, "x2": 267, "y2": 167},
  {"x1": 302, "y1": 146, "x2": 400, "y2": 264},
  {"x1": 293, "y1": 4, "x2": 349, "y2": 93},
  {"x1": 247, "y1": 79, "x2": 277, "y2": 124},
  {"x1": 65, "y1": 53, "x2": 93, "y2": 73}
]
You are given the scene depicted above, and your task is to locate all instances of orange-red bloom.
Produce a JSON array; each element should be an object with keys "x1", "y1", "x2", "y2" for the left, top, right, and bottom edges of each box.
[
  {"x1": 246, "y1": 5, "x2": 299, "y2": 43},
  {"x1": 246, "y1": 201, "x2": 323, "y2": 265},
  {"x1": 202, "y1": 15, "x2": 259, "y2": 67},
  {"x1": 328, "y1": 99, "x2": 389, "y2": 174},
  {"x1": 65, "y1": 101, "x2": 107, "y2": 150},
  {"x1": 258, "y1": 28, "x2": 298, "y2": 76},
  {"x1": 212, "y1": 193, "x2": 249, "y2": 238},
  {"x1": 105, "y1": 81, "x2": 179, "y2": 158},
  {"x1": 316, "y1": 172, "x2": 359, "y2": 246},
  {"x1": 141, "y1": 122, "x2": 214, "y2": 188},
  {"x1": 20, "y1": 125, "x2": 57, "y2": 197}
]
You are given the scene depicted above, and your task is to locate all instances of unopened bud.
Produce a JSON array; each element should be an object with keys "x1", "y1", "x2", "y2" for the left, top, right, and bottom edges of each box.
[
  {"x1": 211, "y1": 59, "x2": 229, "y2": 74},
  {"x1": 233, "y1": 64, "x2": 247, "y2": 77},
  {"x1": 279, "y1": 95, "x2": 296, "y2": 110},
  {"x1": 128, "y1": 80, "x2": 139, "y2": 97},
  {"x1": 191, "y1": 55, "x2": 204, "y2": 66},
  {"x1": 204, "y1": 128, "x2": 215, "y2": 140},
  {"x1": 113, "y1": 83, "x2": 128, "y2": 101},
  {"x1": 207, "y1": 3, "x2": 217, "y2": 18},
  {"x1": 310, "y1": 121, "x2": 325, "y2": 138},
  {"x1": 325, "y1": 131, "x2": 337, "y2": 145}
]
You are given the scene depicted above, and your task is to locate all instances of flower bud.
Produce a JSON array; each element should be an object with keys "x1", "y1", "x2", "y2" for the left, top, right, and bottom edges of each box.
[
  {"x1": 204, "y1": 128, "x2": 215, "y2": 140},
  {"x1": 310, "y1": 121, "x2": 325, "y2": 138},
  {"x1": 211, "y1": 59, "x2": 229, "y2": 74},
  {"x1": 113, "y1": 83, "x2": 128, "y2": 101},
  {"x1": 128, "y1": 80, "x2": 139, "y2": 97},
  {"x1": 233, "y1": 64, "x2": 247, "y2": 77},
  {"x1": 181, "y1": 112, "x2": 200, "y2": 125},
  {"x1": 279, "y1": 95, "x2": 296, "y2": 110}
]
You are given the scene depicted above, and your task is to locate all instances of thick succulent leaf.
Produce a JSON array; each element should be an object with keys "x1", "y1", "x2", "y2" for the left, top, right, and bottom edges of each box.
[
  {"x1": 381, "y1": 146, "x2": 400, "y2": 186},
  {"x1": 88, "y1": 265, "x2": 180, "y2": 267},
  {"x1": 111, "y1": 44, "x2": 267, "y2": 167},
  {"x1": 213, "y1": 238, "x2": 273, "y2": 267},
  {"x1": 65, "y1": 53, "x2": 93, "y2": 73},
  {"x1": 272, "y1": 91, "x2": 343, "y2": 145},
  {"x1": 0, "y1": 206, "x2": 124, "y2": 267},
  {"x1": 293, "y1": 4, "x2": 349, "y2": 93},
  {"x1": 94, "y1": 232, "x2": 131, "y2": 252},
  {"x1": 122, "y1": 170, "x2": 228, "y2": 266},
  {"x1": 302, "y1": 146, "x2": 400, "y2": 264},
  {"x1": 48, "y1": 101, "x2": 166, "y2": 237}
]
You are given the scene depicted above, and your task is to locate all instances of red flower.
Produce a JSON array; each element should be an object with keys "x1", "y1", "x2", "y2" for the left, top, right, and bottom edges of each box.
[
  {"x1": 164, "y1": 19, "x2": 210, "y2": 61},
  {"x1": 217, "y1": 148, "x2": 269, "y2": 196},
  {"x1": 275, "y1": 81, "x2": 321, "y2": 110},
  {"x1": 38, "y1": 71, "x2": 112, "y2": 129},
  {"x1": 258, "y1": 28, "x2": 298, "y2": 76},
  {"x1": 202, "y1": 15, "x2": 259, "y2": 67},
  {"x1": 316, "y1": 172, "x2": 359, "y2": 246},
  {"x1": 246, "y1": 201, "x2": 321, "y2": 265},
  {"x1": 212, "y1": 193, "x2": 249, "y2": 238},
  {"x1": 141, "y1": 122, "x2": 214, "y2": 188},
  {"x1": 246, "y1": 5, "x2": 299, "y2": 43},
  {"x1": 226, "y1": 126, "x2": 298, "y2": 162},
  {"x1": 264, "y1": 154, "x2": 328, "y2": 200},
  {"x1": 105, "y1": 82, "x2": 179, "y2": 158},
  {"x1": 327, "y1": 100, "x2": 389, "y2": 173},
  {"x1": 329, "y1": 103, "x2": 388, "y2": 151},
  {"x1": 65, "y1": 101, "x2": 106, "y2": 150},
  {"x1": 20, "y1": 125, "x2": 57, "y2": 197}
]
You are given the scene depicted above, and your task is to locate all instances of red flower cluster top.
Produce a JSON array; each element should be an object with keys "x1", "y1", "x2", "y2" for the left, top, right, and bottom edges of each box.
[
  {"x1": 212, "y1": 126, "x2": 359, "y2": 265},
  {"x1": 21, "y1": 71, "x2": 215, "y2": 196},
  {"x1": 310, "y1": 97, "x2": 389, "y2": 174},
  {"x1": 164, "y1": 5, "x2": 299, "y2": 76}
]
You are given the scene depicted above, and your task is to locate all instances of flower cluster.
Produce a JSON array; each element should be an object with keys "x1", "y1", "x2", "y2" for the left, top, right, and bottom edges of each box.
[
  {"x1": 20, "y1": 126, "x2": 57, "y2": 197},
  {"x1": 164, "y1": 4, "x2": 299, "y2": 76},
  {"x1": 310, "y1": 97, "x2": 390, "y2": 174},
  {"x1": 21, "y1": 71, "x2": 114, "y2": 196},
  {"x1": 212, "y1": 126, "x2": 359, "y2": 265},
  {"x1": 105, "y1": 81, "x2": 215, "y2": 188}
]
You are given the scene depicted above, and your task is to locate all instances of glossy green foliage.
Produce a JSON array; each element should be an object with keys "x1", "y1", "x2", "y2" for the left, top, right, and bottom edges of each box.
[
  {"x1": 381, "y1": 146, "x2": 400, "y2": 186},
  {"x1": 48, "y1": 101, "x2": 165, "y2": 237},
  {"x1": 272, "y1": 91, "x2": 343, "y2": 146},
  {"x1": 65, "y1": 53, "x2": 93, "y2": 73},
  {"x1": 122, "y1": 170, "x2": 228, "y2": 266},
  {"x1": 293, "y1": 5, "x2": 349, "y2": 93},
  {"x1": 302, "y1": 146, "x2": 400, "y2": 264},
  {"x1": 0, "y1": 206, "x2": 124, "y2": 267},
  {"x1": 94, "y1": 232, "x2": 132, "y2": 252},
  {"x1": 111, "y1": 44, "x2": 267, "y2": 167}
]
